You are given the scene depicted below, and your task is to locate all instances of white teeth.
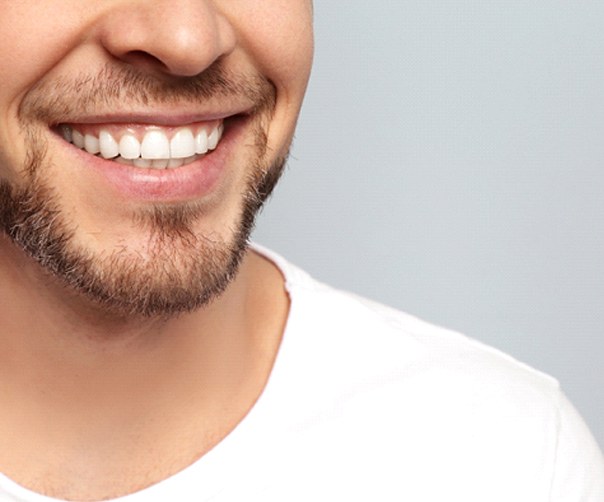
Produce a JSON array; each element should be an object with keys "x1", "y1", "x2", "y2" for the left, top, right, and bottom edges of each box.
[
  {"x1": 207, "y1": 127, "x2": 219, "y2": 150},
  {"x1": 84, "y1": 134, "x2": 100, "y2": 155},
  {"x1": 119, "y1": 134, "x2": 141, "y2": 159},
  {"x1": 64, "y1": 121, "x2": 223, "y2": 169},
  {"x1": 195, "y1": 130, "x2": 208, "y2": 154},
  {"x1": 72, "y1": 129, "x2": 85, "y2": 149},
  {"x1": 141, "y1": 130, "x2": 170, "y2": 160},
  {"x1": 99, "y1": 130, "x2": 119, "y2": 159},
  {"x1": 170, "y1": 128, "x2": 196, "y2": 159}
]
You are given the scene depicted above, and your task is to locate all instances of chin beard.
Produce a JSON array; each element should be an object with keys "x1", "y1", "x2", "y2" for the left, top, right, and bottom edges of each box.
[
  {"x1": 0, "y1": 62, "x2": 287, "y2": 319},
  {"x1": 0, "y1": 144, "x2": 285, "y2": 319}
]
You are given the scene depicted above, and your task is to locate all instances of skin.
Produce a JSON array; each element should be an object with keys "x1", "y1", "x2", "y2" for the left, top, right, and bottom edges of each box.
[{"x1": 0, "y1": 1, "x2": 313, "y2": 499}]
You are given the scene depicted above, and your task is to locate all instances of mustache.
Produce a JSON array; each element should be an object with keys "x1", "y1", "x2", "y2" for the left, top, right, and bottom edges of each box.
[{"x1": 18, "y1": 60, "x2": 276, "y2": 124}]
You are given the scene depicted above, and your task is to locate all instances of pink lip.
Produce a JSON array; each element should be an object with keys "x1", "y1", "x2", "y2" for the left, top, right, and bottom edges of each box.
[
  {"x1": 54, "y1": 105, "x2": 253, "y2": 127},
  {"x1": 60, "y1": 117, "x2": 246, "y2": 202}
]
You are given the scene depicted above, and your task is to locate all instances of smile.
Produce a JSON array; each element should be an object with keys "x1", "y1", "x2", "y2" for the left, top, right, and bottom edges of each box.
[{"x1": 59, "y1": 120, "x2": 224, "y2": 169}]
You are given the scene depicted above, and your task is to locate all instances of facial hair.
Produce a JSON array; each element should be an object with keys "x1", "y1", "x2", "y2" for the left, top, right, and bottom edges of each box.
[{"x1": 0, "y1": 63, "x2": 285, "y2": 318}]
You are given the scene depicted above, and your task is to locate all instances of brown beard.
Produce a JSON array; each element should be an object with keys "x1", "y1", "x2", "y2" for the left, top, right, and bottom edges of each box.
[{"x1": 0, "y1": 62, "x2": 286, "y2": 318}]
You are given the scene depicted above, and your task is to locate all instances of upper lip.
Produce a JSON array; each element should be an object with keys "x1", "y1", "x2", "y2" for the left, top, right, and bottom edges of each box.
[{"x1": 50, "y1": 104, "x2": 253, "y2": 128}]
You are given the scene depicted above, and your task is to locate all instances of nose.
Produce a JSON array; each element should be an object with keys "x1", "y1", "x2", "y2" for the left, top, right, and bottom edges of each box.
[{"x1": 97, "y1": 0, "x2": 236, "y2": 77}]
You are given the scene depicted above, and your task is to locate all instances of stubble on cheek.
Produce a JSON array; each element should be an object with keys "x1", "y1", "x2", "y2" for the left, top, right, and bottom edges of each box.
[{"x1": 0, "y1": 63, "x2": 287, "y2": 319}]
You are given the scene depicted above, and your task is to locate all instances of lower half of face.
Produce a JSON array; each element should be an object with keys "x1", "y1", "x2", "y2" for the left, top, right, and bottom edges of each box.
[{"x1": 0, "y1": 67, "x2": 289, "y2": 318}]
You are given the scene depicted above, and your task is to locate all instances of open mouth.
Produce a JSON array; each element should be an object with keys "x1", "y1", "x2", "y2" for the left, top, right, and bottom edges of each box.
[{"x1": 58, "y1": 120, "x2": 225, "y2": 169}]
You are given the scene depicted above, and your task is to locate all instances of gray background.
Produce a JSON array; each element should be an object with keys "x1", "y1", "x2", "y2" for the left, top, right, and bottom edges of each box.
[{"x1": 255, "y1": 1, "x2": 604, "y2": 448}]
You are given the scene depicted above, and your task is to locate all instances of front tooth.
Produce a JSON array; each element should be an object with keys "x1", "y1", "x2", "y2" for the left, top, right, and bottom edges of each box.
[
  {"x1": 99, "y1": 130, "x2": 119, "y2": 159},
  {"x1": 141, "y1": 130, "x2": 170, "y2": 160},
  {"x1": 72, "y1": 129, "x2": 85, "y2": 149},
  {"x1": 195, "y1": 130, "x2": 208, "y2": 154},
  {"x1": 119, "y1": 134, "x2": 141, "y2": 159},
  {"x1": 170, "y1": 128, "x2": 196, "y2": 159},
  {"x1": 207, "y1": 126, "x2": 220, "y2": 150}
]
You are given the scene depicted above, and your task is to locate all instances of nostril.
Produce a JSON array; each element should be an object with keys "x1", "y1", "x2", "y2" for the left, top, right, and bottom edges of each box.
[{"x1": 120, "y1": 50, "x2": 168, "y2": 73}]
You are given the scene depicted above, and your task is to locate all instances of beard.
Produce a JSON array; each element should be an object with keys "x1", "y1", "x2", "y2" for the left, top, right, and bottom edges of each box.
[{"x1": 0, "y1": 63, "x2": 286, "y2": 319}]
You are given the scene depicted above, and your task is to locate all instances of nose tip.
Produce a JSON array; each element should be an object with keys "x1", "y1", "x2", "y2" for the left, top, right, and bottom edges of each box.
[{"x1": 98, "y1": 1, "x2": 236, "y2": 77}]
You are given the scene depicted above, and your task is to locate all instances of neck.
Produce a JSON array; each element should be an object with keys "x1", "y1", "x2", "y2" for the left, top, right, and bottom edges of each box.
[{"x1": 0, "y1": 238, "x2": 289, "y2": 499}]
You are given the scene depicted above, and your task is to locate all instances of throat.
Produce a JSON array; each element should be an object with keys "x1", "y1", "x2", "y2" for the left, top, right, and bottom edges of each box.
[
  {"x1": 0, "y1": 249, "x2": 288, "y2": 501},
  {"x1": 0, "y1": 423, "x2": 227, "y2": 501}
]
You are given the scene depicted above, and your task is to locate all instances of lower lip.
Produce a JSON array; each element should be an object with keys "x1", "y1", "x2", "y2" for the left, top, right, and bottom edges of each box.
[{"x1": 63, "y1": 119, "x2": 245, "y2": 202}]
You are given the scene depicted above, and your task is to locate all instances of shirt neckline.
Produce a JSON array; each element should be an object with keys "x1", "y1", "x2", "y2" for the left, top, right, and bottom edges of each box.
[{"x1": 0, "y1": 244, "x2": 301, "y2": 502}]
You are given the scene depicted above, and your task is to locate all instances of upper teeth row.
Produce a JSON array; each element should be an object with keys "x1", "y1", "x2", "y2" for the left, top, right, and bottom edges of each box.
[{"x1": 62, "y1": 123, "x2": 224, "y2": 162}]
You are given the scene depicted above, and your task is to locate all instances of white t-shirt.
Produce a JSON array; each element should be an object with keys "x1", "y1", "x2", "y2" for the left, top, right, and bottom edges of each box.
[{"x1": 1, "y1": 246, "x2": 603, "y2": 501}]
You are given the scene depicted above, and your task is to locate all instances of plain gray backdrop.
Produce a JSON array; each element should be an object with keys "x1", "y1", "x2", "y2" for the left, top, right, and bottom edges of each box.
[{"x1": 255, "y1": 1, "x2": 604, "y2": 448}]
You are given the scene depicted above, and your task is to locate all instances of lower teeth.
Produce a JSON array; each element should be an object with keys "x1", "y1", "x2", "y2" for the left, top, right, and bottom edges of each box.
[{"x1": 110, "y1": 154, "x2": 200, "y2": 169}]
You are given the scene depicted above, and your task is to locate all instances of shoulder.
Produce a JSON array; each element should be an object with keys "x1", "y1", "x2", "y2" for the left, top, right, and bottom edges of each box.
[
  {"x1": 251, "y1": 246, "x2": 604, "y2": 500},
  {"x1": 262, "y1": 244, "x2": 563, "y2": 439},
  {"x1": 279, "y1": 251, "x2": 559, "y2": 402},
  {"x1": 255, "y1": 243, "x2": 560, "y2": 403}
]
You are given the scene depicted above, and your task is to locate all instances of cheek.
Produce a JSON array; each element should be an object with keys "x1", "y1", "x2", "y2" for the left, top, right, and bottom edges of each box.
[
  {"x1": 230, "y1": 3, "x2": 314, "y2": 94},
  {"x1": 223, "y1": 3, "x2": 313, "y2": 160},
  {"x1": 0, "y1": 2, "x2": 92, "y2": 112},
  {"x1": 0, "y1": 2, "x2": 87, "y2": 175}
]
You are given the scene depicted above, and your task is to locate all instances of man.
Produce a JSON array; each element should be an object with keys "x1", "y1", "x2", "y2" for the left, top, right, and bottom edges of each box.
[{"x1": 0, "y1": 1, "x2": 601, "y2": 501}]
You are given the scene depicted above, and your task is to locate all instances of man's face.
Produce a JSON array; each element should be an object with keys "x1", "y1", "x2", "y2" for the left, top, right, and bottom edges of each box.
[{"x1": 0, "y1": 1, "x2": 313, "y2": 317}]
